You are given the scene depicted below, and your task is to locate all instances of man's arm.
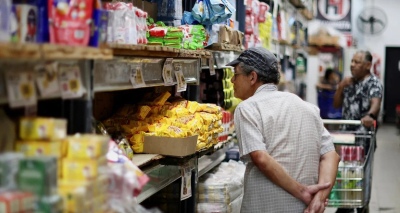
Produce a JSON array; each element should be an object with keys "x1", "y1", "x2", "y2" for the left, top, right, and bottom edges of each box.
[
  {"x1": 304, "y1": 151, "x2": 340, "y2": 213},
  {"x1": 333, "y1": 77, "x2": 353, "y2": 108},
  {"x1": 361, "y1": 97, "x2": 382, "y2": 127},
  {"x1": 250, "y1": 151, "x2": 331, "y2": 205}
]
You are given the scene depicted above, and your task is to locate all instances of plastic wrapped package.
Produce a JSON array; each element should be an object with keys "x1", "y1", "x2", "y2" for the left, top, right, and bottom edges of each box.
[
  {"x1": 0, "y1": 153, "x2": 24, "y2": 192},
  {"x1": 192, "y1": 0, "x2": 235, "y2": 25},
  {"x1": 0, "y1": 0, "x2": 12, "y2": 41},
  {"x1": 197, "y1": 195, "x2": 243, "y2": 213},
  {"x1": 48, "y1": 0, "x2": 94, "y2": 46},
  {"x1": 258, "y1": 2, "x2": 269, "y2": 22}
]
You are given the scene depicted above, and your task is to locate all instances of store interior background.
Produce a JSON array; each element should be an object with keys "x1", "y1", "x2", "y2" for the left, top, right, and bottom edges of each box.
[{"x1": 307, "y1": 0, "x2": 400, "y2": 123}]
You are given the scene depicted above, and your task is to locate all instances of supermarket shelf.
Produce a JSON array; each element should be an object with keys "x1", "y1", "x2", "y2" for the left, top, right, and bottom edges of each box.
[
  {"x1": 0, "y1": 92, "x2": 85, "y2": 106},
  {"x1": 206, "y1": 43, "x2": 244, "y2": 52},
  {"x1": 198, "y1": 148, "x2": 226, "y2": 177},
  {"x1": 110, "y1": 44, "x2": 211, "y2": 59},
  {"x1": 137, "y1": 165, "x2": 181, "y2": 203},
  {"x1": 0, "y1": 42, "x2": 113, "y2": 60},
  {"x1": 132, "y1": 154, "x2": 163, "y2": 167}
]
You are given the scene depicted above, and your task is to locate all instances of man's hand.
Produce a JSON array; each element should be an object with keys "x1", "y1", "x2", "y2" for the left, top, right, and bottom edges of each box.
[
  {"x1": 361, "y1": 115, "x2": 374, "y2": 127},
  {"x1": 300, "y1": 182, "x2": 331, "y2": 205},
  {"x1": 303, "y1": 196, "x2": 328, "y2": 213},
  {"x1": 339, "y1": 77, "x2": 354, "y2": 88}
]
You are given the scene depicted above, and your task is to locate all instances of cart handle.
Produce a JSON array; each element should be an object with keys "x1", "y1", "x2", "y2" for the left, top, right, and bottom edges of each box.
[{"x1": 322, "y1": 119, "x2": 362, "y2": 125}]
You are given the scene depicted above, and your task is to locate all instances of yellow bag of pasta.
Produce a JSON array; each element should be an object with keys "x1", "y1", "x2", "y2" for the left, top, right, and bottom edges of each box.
[
  {"x1": 136, "y1": 105, "x2": 151, "y2": 120},
  {"x1": 196, "y1": 142, "x2": 207, "y2": 150},
  {"x1": 171, "y1": 99, "x2": 188, "y2": 108},
  {"x1": 129, "y1": 131, "x2": 145, "y2": 145},
  {"x1": 152, "y1": 91, "x2": 171, "y2": 106},
  {"x1": 187, "y1": 101, "x2": 200, "y2": 114},
  {"x1": 197, "y1": 103, "x2": 222, "y2": 114},
  {"x1": 165, "y1": 107, "x2": 190, "y2": 118}
]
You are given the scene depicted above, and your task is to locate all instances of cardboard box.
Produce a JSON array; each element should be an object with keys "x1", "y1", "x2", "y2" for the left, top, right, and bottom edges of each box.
[{"x1": 143, "y1": 135, "x2": 198, "y2": 157}]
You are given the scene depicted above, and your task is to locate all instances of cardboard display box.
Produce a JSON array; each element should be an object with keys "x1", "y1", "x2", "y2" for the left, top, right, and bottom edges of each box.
[{"x1": 143, "y1": 135, "x2": 198, "y2": 157}]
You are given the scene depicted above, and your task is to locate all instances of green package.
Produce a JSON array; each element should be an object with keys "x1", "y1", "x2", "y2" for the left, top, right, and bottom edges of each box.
[{"x1": 17, "y1": 156, "x2": 58, "y2": 197}]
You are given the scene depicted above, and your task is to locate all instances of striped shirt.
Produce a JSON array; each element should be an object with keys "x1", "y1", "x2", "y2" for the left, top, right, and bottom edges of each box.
[{"x1": 234, "y1": 84, "x2": 335, "y2": 213}]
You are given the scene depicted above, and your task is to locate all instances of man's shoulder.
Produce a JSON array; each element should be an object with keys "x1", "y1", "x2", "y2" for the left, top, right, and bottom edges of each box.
[{"x1": 368, "y1": 75, "x2": 383, "y2": 85}]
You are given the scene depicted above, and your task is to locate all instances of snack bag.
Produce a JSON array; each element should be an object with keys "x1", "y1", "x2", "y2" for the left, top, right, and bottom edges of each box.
[{"x1": 48, "y1": 0, "x2": 93, "y2": 46}]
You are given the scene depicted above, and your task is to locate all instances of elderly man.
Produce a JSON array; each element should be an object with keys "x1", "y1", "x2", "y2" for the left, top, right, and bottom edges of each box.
[{"x1": 227, "y1": 47, "x2": 340, "y2": 213}]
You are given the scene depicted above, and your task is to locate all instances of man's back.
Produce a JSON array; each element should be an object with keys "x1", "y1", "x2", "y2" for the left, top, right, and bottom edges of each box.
[{"x1": 237, "y1": 85, "x2": 327, "y2": 212}]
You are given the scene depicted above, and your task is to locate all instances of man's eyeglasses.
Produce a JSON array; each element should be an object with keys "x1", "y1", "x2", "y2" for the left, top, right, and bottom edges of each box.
[{"x1": 232, "y1": 72, "x2": 246, "y2": 80}]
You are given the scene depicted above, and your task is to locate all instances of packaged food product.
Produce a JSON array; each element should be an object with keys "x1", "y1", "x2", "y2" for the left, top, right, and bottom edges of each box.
[
  {"x1": 36, "y1": 195, "x2": 63, "y2": 213},
  {"x1": 19, "y1": 117, "x2": 67, "y2": 141},
  {"x1": 62, "y1": 157, "x2": 106, "y2": 181},
  {"x1": 152, "y1": 91, "x2": 171, "y2": 106},
  {"x1": 14, "y1": 4, "x2": 38, "y2": 43},
  {"x1": 117, "y1": 139, "x2": 134, "y2": 159},
  {"x1": 0, "y1": 191, "x2": 35, "y2": 213},
  {"x1": 48, "y1": 0, "x2": 94, "y2": 46},
  {"x1": 149, "y1": 27, "x2": 168, "y2": 37},
  {"x1": 0, "y1": 0, "x2": 12, "y2": 42},
  {"x1": 16, "y1": 140, "x2": 64, "y2": 157},
  {"x1": 58, "y1": 187, "x2": 86, "y2": 213},
  {"x1": 165, "y1": 107, "x2": 190, "y2": 118},
  {"x1": 136, "y1": 105, "x2": 151, "y2": 120},
  {"x1": 197, "y1": 103, "x2": 222, "y2": 114},
  {"x1": 17, "y1": 156, "x2": 58, "y2": 197},
  {"x1": 89, "y1": 9, "x2": 108, "y2": 47},
  {"x1": 65, "y1": 134, "x2": 109, "y2": 159},
  {"x1": 187, "y1": 101, "x2": 199, "y2": 113},
  {"x1": 0, "y1": 153, "x2": 24, "y2": 191}
]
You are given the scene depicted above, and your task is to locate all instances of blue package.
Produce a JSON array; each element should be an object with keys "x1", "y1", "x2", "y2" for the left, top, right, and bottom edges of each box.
[
  {"x1": 157, "y1": 0, "x2": 182, "y2": 21},
  {"x1": 0, "y1": 0, "x2": 12, "y2": 41},
  {"x1": 89, "y1": 9, "x2": 108, "y2": 47},
  {"x1": 35, "y1": 0, "x2": 49, "y2": 43}
]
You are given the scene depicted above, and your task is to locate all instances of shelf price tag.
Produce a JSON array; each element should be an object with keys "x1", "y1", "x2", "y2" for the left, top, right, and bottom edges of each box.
[
  {"x1": 209, "y1": 56, "x2": 216, "y2": 76},
  {"x1": 5, "y1": 71, "x2": 37, "y2": 108},
  {"x1": 130, "y1": 64, "x2": 146, "y2": 88},
  {"x1": 174, "y1": 63, "x2": 187, "y2": 92},
  {"x1": 162, "y1": 58, "x2": 174, "y2": 86},
  {"x1": 180, "y1": 166, "x2": 192, "y2": 201},
  {"x1": 58, "y1": 65, "x2": 86, "y2": 99},
  {"x1": 35, "y1": 62, "x2": 61, "y2": 98}
]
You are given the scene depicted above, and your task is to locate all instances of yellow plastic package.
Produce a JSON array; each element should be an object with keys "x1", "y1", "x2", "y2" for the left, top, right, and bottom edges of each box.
[
  {"x1": 62, "y1": 157, "x2": 107, "y2": 181},
  {"x1": 152, "y1": 91, "x2": 171, "y2": 106},
  {"x1": 16, "y1": 140, "x2": 64, "y2": 157},
  {"x1": 196, "y1": 142, "x2": 207, "y2": 150},
  {"x1": 130, "y1": 131, "x2": 145, "y2": 153},
  {"x1": 171, "y1": 99, "x2": 188, "y2": 108},
  {"x1": 196, "y1": 103, "x2": 222, "y2": 114},
  {"x1": 136, "y1": 105, "x2": 151, "y2": 120},
  {"x1": 158, "y1": 126, "x2": 191, "y2": 138},
  {"x1": 58, "y1": 186, "x2": 87, "y2": 213},
  {"x1": 187, "y1": 101, "x2": 200, "y2": 114},
  {"x1": 19, "y1": 117, "x2": 67, "y2": 140},
  {"x1": 65, "y1": 134, "x2": 109, "y2": 159},
  {"x1": 165, "y1": 107, "x2": 190, "y2": 118},
  {"x1": 173, "y1": 114, "x2": 202, "y2": 132}
]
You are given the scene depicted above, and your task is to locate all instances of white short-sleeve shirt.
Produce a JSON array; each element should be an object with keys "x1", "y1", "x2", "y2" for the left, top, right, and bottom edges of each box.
[{"x1": 234, "y1": 84, "x2": 335, "y2": 213}]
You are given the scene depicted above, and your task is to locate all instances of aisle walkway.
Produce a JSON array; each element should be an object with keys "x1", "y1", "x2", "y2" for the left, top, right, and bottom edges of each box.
[{"x1": 326, "y1": 124, "x2": 400, "y2": 213}]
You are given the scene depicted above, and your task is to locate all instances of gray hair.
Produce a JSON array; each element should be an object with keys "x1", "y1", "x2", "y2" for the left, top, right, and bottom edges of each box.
[
  {"x1": 356, "y1": 50, "x2": 373, "y2": 63},
  {"x1": 238, "y1": 62, "x2": 280, "y2": 84}
]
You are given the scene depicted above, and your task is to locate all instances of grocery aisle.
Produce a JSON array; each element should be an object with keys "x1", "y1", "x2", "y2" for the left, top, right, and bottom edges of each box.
[{"x1": 326, "y1": 124, "x2": 400, "y2": 213}]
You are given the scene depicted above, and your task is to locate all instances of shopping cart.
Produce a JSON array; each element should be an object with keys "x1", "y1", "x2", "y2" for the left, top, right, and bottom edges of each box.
[{"x1": 323, "y1": 119, "x2": 375, "y2": 213}]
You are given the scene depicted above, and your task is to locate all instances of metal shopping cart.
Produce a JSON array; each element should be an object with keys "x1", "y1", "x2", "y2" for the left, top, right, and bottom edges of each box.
[{"x1": 323, "y1": 120, "x2": 375, "y2": 213}]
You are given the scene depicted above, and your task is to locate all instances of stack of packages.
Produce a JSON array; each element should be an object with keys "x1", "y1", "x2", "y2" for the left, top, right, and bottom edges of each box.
[
  {"x1": 14, "y1": 117, "x2": 67, "y2": 212},
  {"x1": 191, "y1": 0, "x2": 235, "y2": 25},
  {"x1": 147, "y1": 21, "x2": 184, "y2": 49},
  {"x1": 10, "y1": 117, "x2": 110, "y2": 212},
  {"x1": 104, "y1": 1, "x2": 148, "y2": 45},
  {"x1": 179, "y1": 25, "x2": 206, "y2": 50},
  {"x1": 59, "y1": 134, "x2": 110, "y2": 213},
  {"x1": 258, "y1": 4, "x2": 273, "y2": 50},
  {"x1": 245, "y1": 0, "x2": 270, "y2": 49},
  {"x1": 197, "y1": 160, "x2": 246, "y2": 213},
  {"x1": 102, "y1": 91, "x2": 224, "y2": 153},
  {"x1": 157, "y1": 0, "x2": 183, "y2": 26}
]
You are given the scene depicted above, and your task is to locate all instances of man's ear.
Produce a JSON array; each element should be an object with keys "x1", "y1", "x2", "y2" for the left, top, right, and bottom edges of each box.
[
  {"x1": 365, "y1": 61, "x2": 372, "y2": 71},
  {"x1": 250, "y1": 71, "x2": 258, "y2": 84}
]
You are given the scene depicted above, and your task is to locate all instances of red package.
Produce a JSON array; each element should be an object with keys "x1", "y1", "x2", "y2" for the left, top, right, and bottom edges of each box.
[
  {"x1": 246, "y1": 0, "x2": 252, "y2": 14},
  {"x1": 149, "y1": 27, "x2": 168, "y2": 37},
  {"x1": 258, "y1": 2, "x2": 270, "y2": 22},
  {"x1": 48, "y1": 0, "x2": 93, "y2": 46},
  {"x1": 245, "y1": 14, "x2": 253, "y2": 35}
]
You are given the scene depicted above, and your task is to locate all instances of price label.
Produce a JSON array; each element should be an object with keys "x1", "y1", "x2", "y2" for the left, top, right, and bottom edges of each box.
[
  {"x1": 129, "y1": 64, "x2": 146, "y2": 88},
  {"x1": 209, "y1": 56, "x2": 216, "y2": 76},
  {"x1": 58, "y1": 65, "x2": 86, "y2": 99},
  {"x1": 180, "y1": 166, "x2": 192, "y2": 201},
  {"x1": 162, "y1": 58, "x2": 174, "y2": 85},
  {"x1": 35, "y1": 62, "x2": 60, "y2": 98},
  {"x1": 174, "y1": 63, "x2": 187, "y2": 92},
  {"x1": 5, "y1": 71, "x2": 37, "y2": 108}
]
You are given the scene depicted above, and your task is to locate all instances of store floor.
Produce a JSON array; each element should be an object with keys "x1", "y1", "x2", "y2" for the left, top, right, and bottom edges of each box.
[{"x1": 326, "y1": 124, "x2": 400, "y2": 213}]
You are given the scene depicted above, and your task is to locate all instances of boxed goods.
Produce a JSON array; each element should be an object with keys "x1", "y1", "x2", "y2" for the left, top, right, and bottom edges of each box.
[
  {"x1": 65, "y1": 134, "x2": 109, "y2": 159},
  {"x1": 17, "y1": 156, "x2": 58, "y2": 197},
  {"x1": 62, "y1": 157, "x2": 107, "y2": 181},
  {"x1": 143, "y1": 135, "x2": 197, "y2": 157},
  {"x1": 14, "y1": 4, "x2": 38, "y2": 43},
  {"x1": 0, "y1": 191, "x2": 35, "y2": 213},
  {"x1": 0, "y1": 153, "x2": 24, "y2": 191},
  {"x1": 19, "y1": 117, "x2": 67, "y2": 141},
  {"x1": 16, "y1": 140, "x2": 64, "y2": 157}
]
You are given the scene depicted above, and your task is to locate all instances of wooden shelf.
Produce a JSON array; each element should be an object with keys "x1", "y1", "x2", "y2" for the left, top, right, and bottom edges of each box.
[
  {"x1": 110, "y1": 44, "x2": 211, "y2": 59},
  {"x1": 206, "y1": 43, "x2": 244, "y2": 52},
  {"x1": 0, "y1": 42, "x2": 113, "y2": 60}
]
